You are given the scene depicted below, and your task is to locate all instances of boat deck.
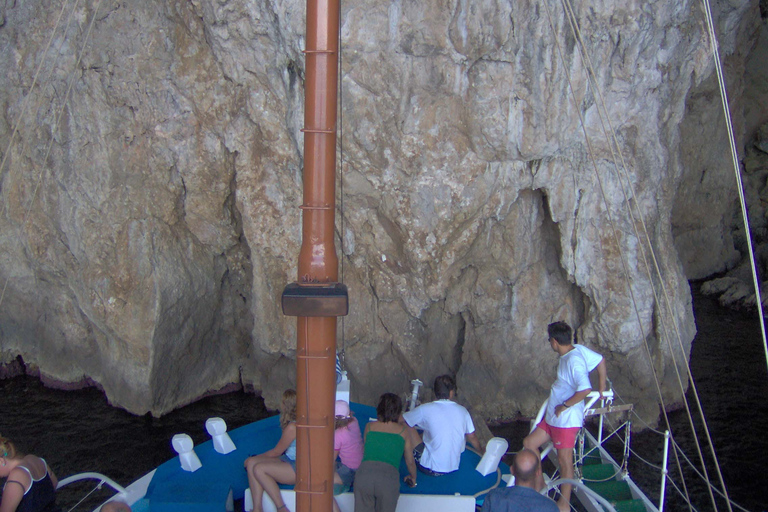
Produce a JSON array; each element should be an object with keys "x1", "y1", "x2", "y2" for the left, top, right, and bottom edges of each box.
[{"x1": 137, "y1": 403, "x2": 508, "y2": 512}]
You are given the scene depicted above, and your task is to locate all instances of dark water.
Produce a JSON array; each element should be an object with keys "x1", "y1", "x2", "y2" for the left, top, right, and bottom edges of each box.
[
  {"x1": 627, "y1": 284, "x2": 768, "y2": 512},
  {"x1": 0, "y1": 382, "x2": 271, "y2": 510},
  {"x1": 1, "y1": 283, "x2": 767, "y2": 511}
]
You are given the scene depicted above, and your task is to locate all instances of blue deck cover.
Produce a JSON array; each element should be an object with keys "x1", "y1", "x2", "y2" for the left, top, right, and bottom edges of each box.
[{"x1": 144, "y1": 403, "x2": 508, "y2": 511}]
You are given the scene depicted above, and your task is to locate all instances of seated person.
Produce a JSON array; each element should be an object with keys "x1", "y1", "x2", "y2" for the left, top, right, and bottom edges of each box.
[
  {"x1": 332, "y1": 400, "x2": 363, "y2": 512},
  {"x1": 333, "y1": 400, "x2": 363, "y2": 494},
  {"x1": 401, "y1": 374, "x2": 483, "y2": 476},
  {"x1": 480, "y1": 448, "x2": 559, "y2": 512},
  {"x1": 243, "y1": 389, "x2": 297, "y2": 512},
  {"x1": 0, "y1": 435, "x2": 61, "y2": 512}
]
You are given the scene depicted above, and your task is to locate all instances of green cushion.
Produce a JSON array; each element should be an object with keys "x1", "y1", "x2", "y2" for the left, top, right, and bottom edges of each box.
[
  {"x1": 614, "y1": 499, "x2": 649, "y2": 512},
  {"x1": 581, "y1": 463, "x2": 619, "y2": 481},
  {"x1": 583, "y1": 480, "x2": 633, "y2": 501}
]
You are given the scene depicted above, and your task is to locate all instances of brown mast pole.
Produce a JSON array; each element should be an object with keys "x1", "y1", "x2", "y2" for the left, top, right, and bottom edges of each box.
[{"x1": 281, "y1": 0, "x2": 346, "y2": 510}]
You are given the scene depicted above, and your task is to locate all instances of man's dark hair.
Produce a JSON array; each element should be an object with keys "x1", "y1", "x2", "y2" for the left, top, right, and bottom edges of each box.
[
  {"x1": 433, "y1": 374, "x2": 456, "y2": 400},
  {"x1": 377, "y1": 392, "x2": 403, "y2": 423},
  {"x1": 512, "y1": 448, "x2": 541, "y2": 484},
  {"x1": 547, "y1": 321, "x2": 573, "y2": 346}
]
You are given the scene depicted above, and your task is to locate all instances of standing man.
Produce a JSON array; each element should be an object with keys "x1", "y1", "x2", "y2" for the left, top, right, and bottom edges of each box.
[
  {"x1": 402, "y1": 374, "x2": 484, "y2": 475},
  {"x1": 480, "y1": 448, "x2": 559, "y2": 512},
  {"x1": 523, "y1": 321, "x2": 607, "y2": 512}
]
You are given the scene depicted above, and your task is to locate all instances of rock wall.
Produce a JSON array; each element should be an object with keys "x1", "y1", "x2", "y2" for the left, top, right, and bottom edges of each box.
[
  {"x1": 672, "y1": 1, "x2": 766, "y2": 281},
  {"x1": 0, "y1": 0, "x2": 761, "y2": 419}
]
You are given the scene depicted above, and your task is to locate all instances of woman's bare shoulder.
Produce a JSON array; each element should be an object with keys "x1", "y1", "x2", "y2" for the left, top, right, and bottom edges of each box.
[{"x1": 20, "y1": 455, "x2": 48, "y2": 478}]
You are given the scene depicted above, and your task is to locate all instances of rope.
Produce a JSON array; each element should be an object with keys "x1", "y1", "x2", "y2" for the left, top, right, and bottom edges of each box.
[
  {"x1": 578, "y1": 421, "x2": 630, "y2": 482},
  {"x1": 627, "y1": 446, "x2": 664, "y2": 472},
  {"x1": 580, "y1": 468, "x2": 624, "y2": 483},
  {"x1": 663, "y1": 450, "x2": 753, "y2": 512},
  {"x1": 596, "y1": 429, "x2": 758, "y2": 512},
  {"x1": 553, "y1": 0, "x2": 738, "y2": 508},
  {"x1": 0, "y1": 0, "x2": 73, "y2": 179},
  {"x1": 699, "y1": 0, "x2": 768, "y2": 377},
  {"x1": 64, "y1": 483, "x2": 103, "y2": 512},
  {"x1": 0, "y1": 0, "x2": 83, "y2": 311},
  {"x1": 539, "y1": 4, "x2": 691, "y2": 502},
  {"x1": 336, "y1": 0, "x2": 346, "y2": 370},
  {"x1": 542, "y1": 0, "x2": 670, "y2": 422},
  {"x1": 301, "y1": 319, "x2": 313, "y2": 496},
  {"x1": 462, "y1": 445, "x2": 503, "y2": 499},
  {"x1": 546, "y1": 479, "x2": 619, "y2": 512},
  {"x1": 610, "y1": 387, "x2": 667, "y2": 436},
  {"x1": 3, "y1": 0, "x2": 105, "y2": 315},
  {"x1": 665, "y1": 477, "x2": 702, "y2": 512}
]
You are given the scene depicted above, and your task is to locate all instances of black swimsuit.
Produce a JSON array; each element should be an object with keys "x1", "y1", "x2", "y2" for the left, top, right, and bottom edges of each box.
[{"x1": 12, "y1": 461, "x2": 61, "y2": 512}]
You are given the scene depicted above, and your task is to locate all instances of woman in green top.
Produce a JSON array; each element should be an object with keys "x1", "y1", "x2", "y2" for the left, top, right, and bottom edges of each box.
[{"x1": 354, "y1": 393, "x2": 418, "y2": 512}]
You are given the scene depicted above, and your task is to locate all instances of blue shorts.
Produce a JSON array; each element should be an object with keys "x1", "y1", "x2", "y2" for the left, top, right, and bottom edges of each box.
[
  {"x1": 335, "y1": 460, "x2": 356, "y2": 492},
  {"x1": 280, "y1": 454, "x2": 297, "y2": 471}
]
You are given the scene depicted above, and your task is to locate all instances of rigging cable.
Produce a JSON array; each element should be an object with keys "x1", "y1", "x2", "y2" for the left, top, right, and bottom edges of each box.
[
  {"x1": 0, "y1": 0, "x2": 84, "y2": 310},
  {"x1": 564, "y1": 0, "x2": 765, "y2": 509},
  {"x1": 7, "y1": 0, "x2": 106, "y2": 321},
  {"x1": 699, "y1": 0, "x2": 768, "y2": 374},
  {"x1": 539, "y1": 0, "x2": 694, "y2": 508},
  {"x1": 0, "y1": 0, "x2": 74, "y2": 180},
  {"x1": 555, "y1": 0, "x2": 730, "y2": 509},
  {"x1": 555, "y1": 0, "x2": 747, "y2": 508},
  {"x1": 669, "y1": 438, "x2": 754, "y2": 512},
  {"x1": 337, "y1": 0, "x2": 346, "y2": 371}
]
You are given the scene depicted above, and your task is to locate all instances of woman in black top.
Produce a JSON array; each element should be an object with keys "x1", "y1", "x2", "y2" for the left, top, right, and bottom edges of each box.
[{"x1": 0, "y1": 435, "x2": 61, "y2": 512}]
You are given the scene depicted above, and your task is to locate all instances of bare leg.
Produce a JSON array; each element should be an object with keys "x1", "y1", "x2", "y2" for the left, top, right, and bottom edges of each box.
[
  {"x1": 555, "y1": 447, "x2": 574, "y2": 512},
  {"x1": 523, "y1": 427, "x2": 550, "y2": 492},
  {"x1": 245, "y1": 454, "x2": 281, "y2": 511},
  {"x1": 245, "y1": 454, "x2": 276, "y2": 470},
  {"x1": 332, "y1": 471, "x2": 344, "y2": 512},
  {"x1": 247, "y1": 463, "x2": 266, "y2": 512},
  {"x1": 254, "y1": 460, "x2": 297, "y2": 511}
]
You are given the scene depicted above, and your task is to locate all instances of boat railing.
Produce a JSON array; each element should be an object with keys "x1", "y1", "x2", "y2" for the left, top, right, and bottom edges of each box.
[
  {"x1": 531, "y1": 390, "x2": 669, "y2": 512},
  {"x1": 530, "y1": 389, "x2": 616, "y2": 460},
  {"x1": 57, "y1": 473, "x2": 126, "y2": 493},
  {"x1": 57, "y1": 473, "x2": 128, "y2": 511},
  {"x1": 546, "y1": 478, "x2": 619, "y2": 512}
]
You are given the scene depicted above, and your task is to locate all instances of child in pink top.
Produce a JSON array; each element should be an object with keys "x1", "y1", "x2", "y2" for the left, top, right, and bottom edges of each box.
[{"x1": 333, "y1": 400, "x2": 363, "y2": 494}]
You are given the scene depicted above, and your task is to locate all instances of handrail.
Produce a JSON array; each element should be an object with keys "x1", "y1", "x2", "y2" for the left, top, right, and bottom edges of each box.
[
  {"x1": 529, "y1": 390, "x2": 616, "y2": 460},
  {"x1": 56, "y1": 472, "x2": 126, "y2": 494},
  {"x1": 546, "y1": 478, "x2": 618, "y2": 512},
  {"x1": 530, "y1": 390, "x2": 616, "y2": 432}
]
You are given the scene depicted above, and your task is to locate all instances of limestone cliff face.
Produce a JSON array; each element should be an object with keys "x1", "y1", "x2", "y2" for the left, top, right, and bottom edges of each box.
[{"x1": 0, "y1": 0, "x2": 761, "y2": 418}]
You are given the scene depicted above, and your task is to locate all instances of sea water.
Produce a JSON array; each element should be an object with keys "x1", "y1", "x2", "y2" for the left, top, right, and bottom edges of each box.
[{"x1": 0, "y1": 283, "x2": 766, "y2": 512}]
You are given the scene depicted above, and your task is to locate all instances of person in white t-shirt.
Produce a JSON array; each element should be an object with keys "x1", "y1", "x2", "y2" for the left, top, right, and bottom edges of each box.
[
  {"x1": 402, "y1": 375, "x2": 484, "y2": 475},
  {"x1": 523, "y1": 321, "x2": 607, "y2": 512}
]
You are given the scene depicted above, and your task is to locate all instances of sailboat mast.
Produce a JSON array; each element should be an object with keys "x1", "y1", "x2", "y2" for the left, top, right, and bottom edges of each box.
[{"x1": 281, "y1": 0, "x2": 346, "y2": 509}]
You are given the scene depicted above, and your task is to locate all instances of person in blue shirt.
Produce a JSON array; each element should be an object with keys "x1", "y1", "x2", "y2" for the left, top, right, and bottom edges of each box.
[{"x1": 480, "y1": 448, "x2": 559, "y2": 512}]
